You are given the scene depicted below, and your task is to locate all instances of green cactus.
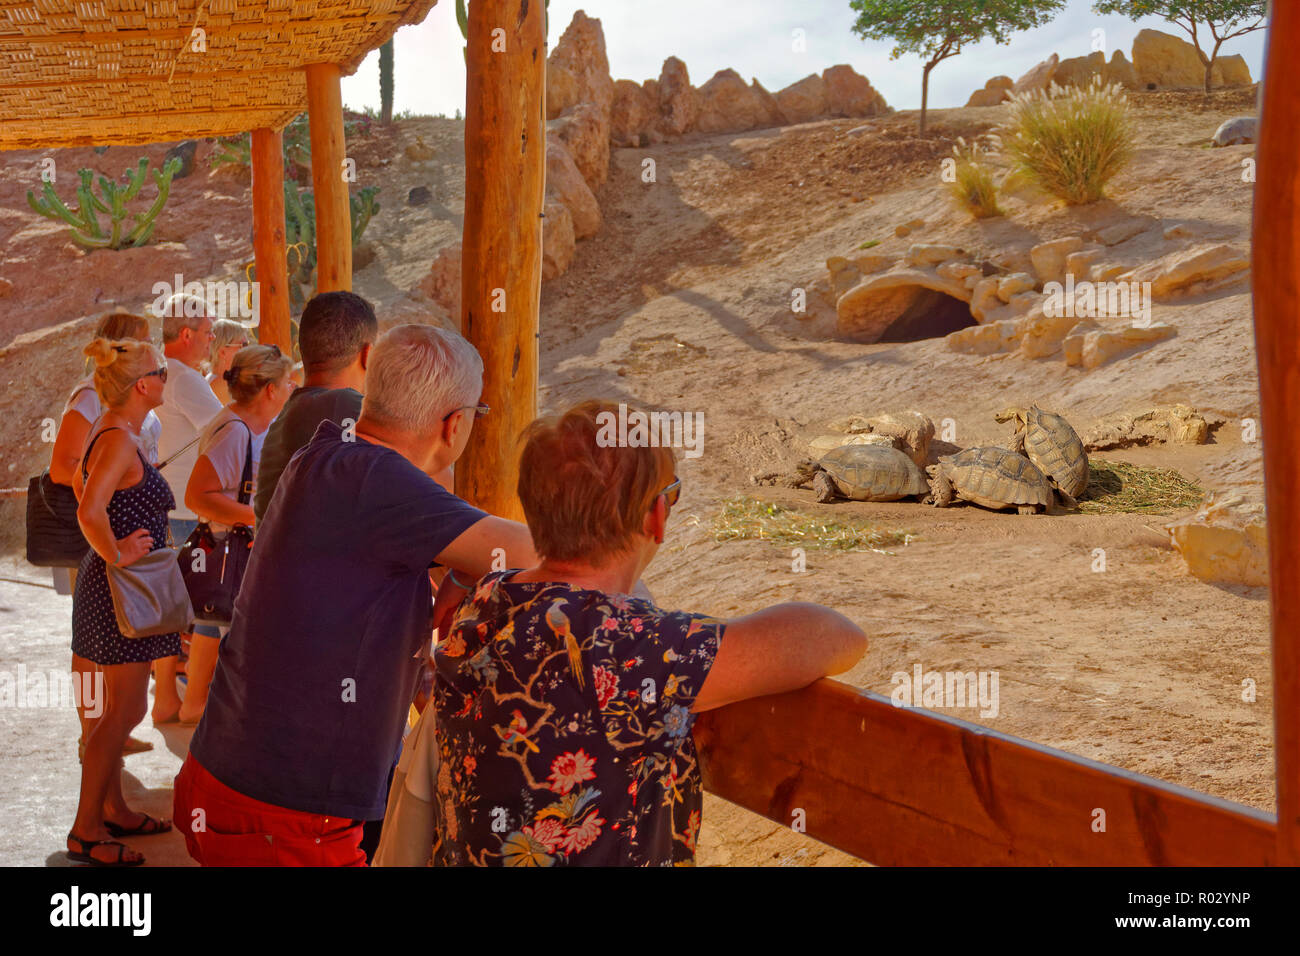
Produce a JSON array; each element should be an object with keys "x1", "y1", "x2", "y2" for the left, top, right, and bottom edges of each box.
[
  {"x1": 210, "y1": 133, "x2": 252, "y2": 171},
  {"x1": 279, "y1": 184, "x2": 379, "y2": 303},
  {"x1": 27, "y1": 156, "x2": 181, "y2": 250}
]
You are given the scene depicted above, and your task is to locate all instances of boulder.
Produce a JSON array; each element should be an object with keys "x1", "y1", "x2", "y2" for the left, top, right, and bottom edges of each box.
[
  {"x1": 610, "y1": 79, "x2": 655, "y2": 146},
  {"x1": 904, "y1": 243, "x2": 965, "y2": 268},
  {"x1": 894, "y1": 218, "x2": 925, "y2": 238},
  {"x1": 1124, "y1": 243, "x2": 1249, "y2": 299},
  {"x1": 750, "y1": 79, "x2": 787, "y2": 127},
  {"x1": 775, "y1": 73, "x2": 828, "y2": 125},
  {"x1": 1103, "y1": 50, "x2": 1140, "y2": 90},
  {"x1": 696, "y1": 69, "x2": 769, "y2": 133},
  {"x1": 968, "y1": 277, "x2": 1004, "y2": 323},
  {"x1": 542, "y1": 198, "x2": 576, "y2": 281},
  {"x1": 836, "y1": 270, "x2": 971, "y2": 341},
  {"x1": 165, "y1": 140, "x2": 199, "y2": 179},
  {"x1": 547, "y1": 61, "x2": 581, "y2": 120},
  {"x1": 1212, "y1": 116, "x2": 1257, "y2": 147},
  {"x1": 419, "y1": 243, "x2": 462, "y2": 320},
  {"x1": 822, "y1": 64, "x2": 888, "y2": 116},
  {"x1": 1054, "y1": 51, "x2": 1105, "y2": 89},
  {"x1": 1019, "y1": 305, "x2": 1078, "y2": 359},
  {"x1": 1216, "y1": 54, "x2": 1252, "y2": 87},
  {"x1": 826, "y1": 257, "x2": 863, "y2": 300},
  {"x1": 1132, "y1": 29, "x2": 1250, "y2": 89},
  {"x1": 966, "y1": 75, "x2": 1013, "y2": 107},
  {"x1": 937, "y1": 261, "x2": 983, "y2": 282},
  {"x1": 1012, "y1": 53, "x2": 1059, "y2": 95},
  {"x1": 1080, "y1": 321, "x2": 1176, "y2": 368},
  {"x1": 1084, "y1": 405, "x2": 1210, "y2": 449},
  {"x1": 656, "y1": 56, "x2": 698, "y2": 135},
  {"x1": 946, "y1": 318, "x2": 1023, "y2": 355},
  {"x1": 1166, "y1": 494, "x2": 1268, "y2": 587},
  {"x1": 1062, "y1": 318, "x2": 1103, "y2": 366},
  {"x1": 1030, "y1": 236, "x2": 1084, "y2": 285},
  {"x1": 545, "y1": 139, "x2": 602, "y2": 239},
  {"x1": 1096, "y1": 219, "x2": 1148, "y2": 246},
  {"x1": 997, "y1": 272, "x2": 1036, "y2": 303},
  {"x1": 1064, "y1": 249, "x2": 1098, "y2": 281},
  {"x1": 548, "y1": 11, "x2": 614, "y2": 120},
  {"x1": 852, "y1": 251, "x2": 894, "y2": 274},
  {"x1": 862, "y1": 410, "x2": 935, "y2": 468},
  {"x1": 1169, "y1": 403, "x2": 1210, "y2": 444},
  {"x1": 547, "y1": 102, "x2": 610, "y2": 191}
]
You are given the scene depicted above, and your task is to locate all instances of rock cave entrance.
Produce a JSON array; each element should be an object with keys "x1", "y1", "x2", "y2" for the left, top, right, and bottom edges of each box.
[{"x1": 875, "y1": 288, "x2": 977, "y2": 343}]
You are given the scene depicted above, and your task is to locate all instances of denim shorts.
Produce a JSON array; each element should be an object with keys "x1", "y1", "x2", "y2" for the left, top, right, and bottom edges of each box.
[{"x1": 169, "y1": 517, "x2": 222, "y2": 639}]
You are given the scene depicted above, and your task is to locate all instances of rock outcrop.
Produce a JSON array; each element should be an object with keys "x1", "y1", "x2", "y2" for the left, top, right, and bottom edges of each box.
[
  {"x1": 1123, "y1": 243, "x2": 1250, "y2": 299},
  {"x1": 656, "y1": 56, "x2": 699, "y2": 136},
  {"x1": 1132, "y1": 28, "x2": 1253, "y2": 89},
  {"x1": 696, "y1": 69, "x2": 772, "y2": 134},
  {"x1": 547, "y1": 11, "x2": 614, "y2": 121},
  {"x1": 1012, "y1": 53, "x2": 1059, "y2": 95},
  {"x1": 1167, "y1": 494, "x2": 1268, "y2": 587},
  {"x1": 966, "y1": 76, "x2": 1013, "y2": 107}
]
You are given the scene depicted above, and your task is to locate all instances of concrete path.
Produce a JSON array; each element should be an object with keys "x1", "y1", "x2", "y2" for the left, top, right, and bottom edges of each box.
[{"x1": 0, "y1": 558, "x2": 194, "y2": 867}]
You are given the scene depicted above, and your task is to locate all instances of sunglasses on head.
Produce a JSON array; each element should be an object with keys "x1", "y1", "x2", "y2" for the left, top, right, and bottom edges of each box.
[{"x1": 442, "y1": 403, "x2": 491, "y2": 422}]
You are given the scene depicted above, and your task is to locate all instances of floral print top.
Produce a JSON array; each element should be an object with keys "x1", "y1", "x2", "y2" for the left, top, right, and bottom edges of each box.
[{"x1": 432, "y1": 570, "x2": 725, "y2": 866}]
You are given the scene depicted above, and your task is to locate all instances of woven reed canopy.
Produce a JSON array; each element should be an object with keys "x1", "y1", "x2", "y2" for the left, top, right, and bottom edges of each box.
[{"x1": 0, "y1": 0, "x2": 438, "y2": 150}]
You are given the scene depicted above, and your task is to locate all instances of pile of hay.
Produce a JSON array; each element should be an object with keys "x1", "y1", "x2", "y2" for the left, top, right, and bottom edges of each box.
[
  {"x1": 1078, "y1": 458, "x2": 1204, "y2": 514},
  {"x1": 712, "y1": 497, "x2": 912, "y2": 553}
]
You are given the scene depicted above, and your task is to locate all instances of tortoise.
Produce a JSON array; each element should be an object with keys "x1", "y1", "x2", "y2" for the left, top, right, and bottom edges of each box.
[
  {"x1": 926, "y1": 445, "x2": 1053, "y2": 514},
  {"x1": 994, "y1": 405, "x2": 1089, "y2": 506},
  {"x1": 794, "y1": 443, "x2": 930, "y2": 503}
]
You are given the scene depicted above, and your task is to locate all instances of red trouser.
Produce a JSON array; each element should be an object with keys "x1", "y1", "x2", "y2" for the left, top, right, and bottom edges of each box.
[{"x1": 174, "y1": 754, "x2": 367, "y2": 867}]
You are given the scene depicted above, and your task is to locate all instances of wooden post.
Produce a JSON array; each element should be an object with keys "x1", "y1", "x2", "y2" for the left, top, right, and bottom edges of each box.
[
  {"x1": 1252, "y1": 1, "x2": 1300, "y2": 867},
  {"x1": 455, "y1": 0, "x2": 546, "y2": 521},
  {"x1": 304, "y1": 62, "x2": 352, "y2": 294},
  {"x1": 250, "y1": 127, "x2": 292, "y2": 352}
]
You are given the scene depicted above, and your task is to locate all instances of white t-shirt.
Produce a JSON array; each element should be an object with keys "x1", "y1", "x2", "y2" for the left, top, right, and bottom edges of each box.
[
  {"x1": 156, "y1": 357, "x2": 224, "y2": 520},
  {"x1": 194, "y1": 407, "x2": 267, "y2": 534},
  {"x1": 64, "y1": 378, "x2": 162, "y2": 465}
]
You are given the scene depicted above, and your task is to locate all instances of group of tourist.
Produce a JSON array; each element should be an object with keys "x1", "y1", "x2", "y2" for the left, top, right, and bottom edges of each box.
[{"x1": 58, "y1": 290, "x2": 867, "y2": 867}]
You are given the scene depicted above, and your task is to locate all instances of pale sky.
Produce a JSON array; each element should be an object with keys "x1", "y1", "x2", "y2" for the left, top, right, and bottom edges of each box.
[{"x1": 340, "y1": 0, "x2": 1268, "y2": 119}]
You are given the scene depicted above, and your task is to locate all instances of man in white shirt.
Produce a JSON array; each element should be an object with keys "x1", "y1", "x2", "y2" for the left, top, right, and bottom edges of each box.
[{"x1": 152, "y1": 293, "x2": 222, "y2": 724}]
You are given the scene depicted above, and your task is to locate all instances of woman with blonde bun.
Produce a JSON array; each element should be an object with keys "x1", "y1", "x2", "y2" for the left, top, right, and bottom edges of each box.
[
  {"x1": 66, "y1": 337, "x2": 178, "y2": 866},
  {"x1": 48, "y1": 312, "x2": 161, "y2": 764},
  {"x1": 180, "y1": 344, "x2": 293, "y2": 723},
  {"x1": 205, "y1": 319, "x2": 251, "y2": 405}
]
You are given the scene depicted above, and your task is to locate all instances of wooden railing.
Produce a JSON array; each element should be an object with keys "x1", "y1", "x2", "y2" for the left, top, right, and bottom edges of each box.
[{"x1": 695, "y1": 680, "x2": 1276, "y2": 866}]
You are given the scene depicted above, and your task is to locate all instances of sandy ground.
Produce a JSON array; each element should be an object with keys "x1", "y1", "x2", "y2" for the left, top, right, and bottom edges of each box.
[{"x1": 0, "y1": 87, "x2": 1272, "y2": 867}]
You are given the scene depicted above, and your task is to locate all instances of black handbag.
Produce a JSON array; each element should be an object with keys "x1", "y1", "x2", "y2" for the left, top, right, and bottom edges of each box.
[
  {"x1": 178, "y1": 420, "x2": 255, "y2": 627},
  {"x1": 25, "y1": 471, "x2": 87, "y2": 567}
]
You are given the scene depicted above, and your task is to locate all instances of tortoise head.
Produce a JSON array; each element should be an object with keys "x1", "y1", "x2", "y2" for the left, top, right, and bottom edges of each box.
[
  {"x1": 993, "y1": 406, "x2": 1025, "y2": 425},
  {"x1": 795, "y1": 458, "x2": 821, "y2": 477}
]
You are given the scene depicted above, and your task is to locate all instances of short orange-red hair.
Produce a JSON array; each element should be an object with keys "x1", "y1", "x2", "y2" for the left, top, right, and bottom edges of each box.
[{"x1": 518, "y1": 400, "x2": 676, "y2": 563}]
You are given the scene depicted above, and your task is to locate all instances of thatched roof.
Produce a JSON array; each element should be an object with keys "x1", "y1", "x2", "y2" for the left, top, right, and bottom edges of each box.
[{"x1": 0, "y1": 0, "x2": 438, "y2": 150}]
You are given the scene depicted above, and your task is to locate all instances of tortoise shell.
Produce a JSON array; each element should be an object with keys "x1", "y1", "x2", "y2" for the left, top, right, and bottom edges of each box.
[
  {"x1": 942, "y1": 445, "x2": 1052, "y2": 510},
  {"x1": 818, "y1": 443, "x2": 929, "y2": 501},
  {"x1": 1022, "y1": 406, "x2": 1089, "y2": 498}
]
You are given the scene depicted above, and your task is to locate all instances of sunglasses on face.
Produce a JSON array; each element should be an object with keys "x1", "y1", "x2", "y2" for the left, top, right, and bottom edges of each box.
[
  {"x1": 442, "y1": 403, "x2": 491, "y2": 422},
  {"x1": 138, "y1": 366, "x2": 168, "y2": 384},
  {"x1": 658, "y1": 476, "x2": 681, "y2": 508}
]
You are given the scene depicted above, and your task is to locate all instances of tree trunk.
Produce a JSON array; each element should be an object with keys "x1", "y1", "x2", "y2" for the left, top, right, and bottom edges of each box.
[{"x1": 920, "y1": 62, "x2": 932, "y2": 136}]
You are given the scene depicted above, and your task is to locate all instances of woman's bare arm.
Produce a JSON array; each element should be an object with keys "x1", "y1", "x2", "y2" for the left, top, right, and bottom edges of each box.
[
  {"x1": 49, "y1": 410, "x2": 92, "y2": 487},
  {"x1": 186, "y1": 454, "x2": 257, "y2": 527},
  {"x1": 691, "y1": 603, "x2": 867, "y2": 713}
]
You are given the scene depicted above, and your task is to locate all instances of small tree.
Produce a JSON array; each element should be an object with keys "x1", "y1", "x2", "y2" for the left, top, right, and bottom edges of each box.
[
  {"x1": 849, "y1": 0, "x2": 1066, "y2": 134},
  {"x1": 1093, "y1": 1, "x2": 1266, "y2": 93}
]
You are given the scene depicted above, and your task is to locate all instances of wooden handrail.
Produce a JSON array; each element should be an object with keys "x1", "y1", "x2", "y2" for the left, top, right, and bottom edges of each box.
[{"x1": 695, "y1": 680, "x2": 1275, "y2": 865}]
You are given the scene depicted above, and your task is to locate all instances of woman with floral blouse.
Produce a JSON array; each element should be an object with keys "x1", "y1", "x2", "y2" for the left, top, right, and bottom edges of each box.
[{"x1": 430, "y1": 400, "x2": 867, "y2": 866}]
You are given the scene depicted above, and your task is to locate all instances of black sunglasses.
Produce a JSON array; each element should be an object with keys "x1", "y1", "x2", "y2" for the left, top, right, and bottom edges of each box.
[
  {"x1": 442, "y1": 403, "x2": 491, "y2": 422},
  {"x1": 138, "y1": 366, "x2": 168, "y2": 384}
]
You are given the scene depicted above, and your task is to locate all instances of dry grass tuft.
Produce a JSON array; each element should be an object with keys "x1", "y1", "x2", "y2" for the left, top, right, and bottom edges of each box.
[
  {"x1": 1078, "y1": 459, "x2": 1204, "y2": 514},
  {"x1": 999, "y1": 79, "x2": 1135, "y2": 205},
  {"x1": 712, "y1": 497, "x2": 913, "y2": 553},
  {"x1": 946, "y1": 137, "x2": 1003, "y2": 218}
]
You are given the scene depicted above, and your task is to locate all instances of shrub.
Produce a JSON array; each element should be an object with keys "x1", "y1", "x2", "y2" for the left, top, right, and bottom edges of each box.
[
  {"x1": 946, "y1": 137, "x2": 1003, "y2": 218},
  {"x1": 1001, "y1": 78, "x2": 1134, "y2": 205}
]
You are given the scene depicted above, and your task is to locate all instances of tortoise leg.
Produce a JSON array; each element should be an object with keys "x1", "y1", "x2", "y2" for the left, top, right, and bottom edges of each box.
[
  {"x1": 1055, "y1": 488, "x2": 1078, "y2": 510},
  {"x1": 1009, "y1": 427, "x2": 1027, "y2": 456},
  {"x1": 1017, "y1": 504, "x2": 1040, "y2": 515},
  {"x1": 812, "y1": 470, "x2": 839, "y2": 503},
  {"x1": 928, "y1": 470, "x2": 955, "y2": 508}
]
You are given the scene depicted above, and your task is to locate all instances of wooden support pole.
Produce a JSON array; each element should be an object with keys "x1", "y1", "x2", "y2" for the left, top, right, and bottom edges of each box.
[
  {"x1": 304, "y1": 62, "x2": 352, "y2": 295},
  {"x1": 250, "y1": 127, "x2": 292, "y2": 353},
  {"x1": 1251, "y1": 1, "x2": 1300, "y2": 868},
  {"x1": 455, "y1": 0, "x2": 546, "y2": 521}
]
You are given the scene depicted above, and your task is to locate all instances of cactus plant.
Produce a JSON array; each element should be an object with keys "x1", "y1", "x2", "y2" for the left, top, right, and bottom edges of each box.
[
  {"x1": 280, "y1": 184, "x2": 381, "y2": 303},
  {"x1": 27, "y1": 156, "x2": 181, "y2": 250}
]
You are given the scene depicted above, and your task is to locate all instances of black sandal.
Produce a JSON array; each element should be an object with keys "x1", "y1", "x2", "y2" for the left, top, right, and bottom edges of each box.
[
  {"x1": 66, "y1": 834, "x2": 144, "y2": 867},
  {"x1": 105, "y1": 813, "x2": 172, "y2": 838}
]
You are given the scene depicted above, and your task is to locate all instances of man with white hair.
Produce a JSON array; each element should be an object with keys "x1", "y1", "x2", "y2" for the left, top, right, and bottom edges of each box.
[
  {"x1": 152, "y1": 292, "x2": 223, "y2": 725},
  {"x1": 175, "y1": 323, "x2": 538, "y2": 866}
]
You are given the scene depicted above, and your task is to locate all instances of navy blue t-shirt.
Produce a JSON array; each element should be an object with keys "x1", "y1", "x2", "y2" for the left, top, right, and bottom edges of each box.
[{"x1": 191, "y1": 419, "x2": 488, "y2": 820}]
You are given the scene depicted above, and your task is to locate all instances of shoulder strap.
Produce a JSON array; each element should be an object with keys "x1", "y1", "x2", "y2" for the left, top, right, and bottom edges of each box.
[
  {"x1": 208, "y1": 417, "x2": 256, "y2": 504},
  {"x1": 80, "y1": 426, "x2": 126, "y2": 481}
]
